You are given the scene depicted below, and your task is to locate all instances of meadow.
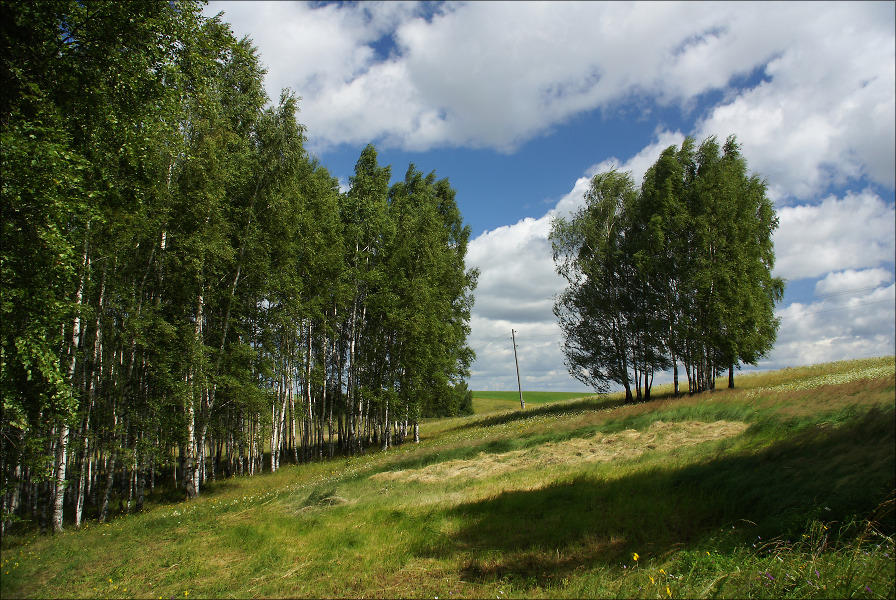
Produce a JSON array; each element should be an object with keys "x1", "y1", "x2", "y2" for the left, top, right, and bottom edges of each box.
[
  {"x1": 2, "y1": 356, "x2": 894, "y2": 599},
  {"x1": 470, "y1": 391, "x2": 593, "y2": 414}
]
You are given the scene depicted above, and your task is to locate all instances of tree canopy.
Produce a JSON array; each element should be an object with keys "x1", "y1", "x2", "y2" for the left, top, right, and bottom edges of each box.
[{"x1": 550, "y1": 136, "x2": 784, "y2": 401}]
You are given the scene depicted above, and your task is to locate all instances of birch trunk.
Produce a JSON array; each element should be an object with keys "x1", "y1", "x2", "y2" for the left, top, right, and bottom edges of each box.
[
  {"x1": 99, "y1": 412, "x2": 118, "y2": 523},
  {"x1": 52, "y1": 233, "x2": 91, "y2": 532},
  {"x1": 184, "y1": 288, "x2": 204, "y2": 499},
  {"x1": 184, "y1": 370, "x2": 198, "y2": 498}
]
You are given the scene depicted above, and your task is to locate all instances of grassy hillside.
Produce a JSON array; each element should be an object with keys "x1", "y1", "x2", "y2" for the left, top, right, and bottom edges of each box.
[{"x1": 3, "y1": 357, "x2": 894, "y2": 599}]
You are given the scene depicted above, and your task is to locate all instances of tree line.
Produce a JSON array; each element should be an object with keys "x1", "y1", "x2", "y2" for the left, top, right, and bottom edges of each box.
[
  {"x1": 550, "y1": 136, "x2": 784, "y2": 401},
  {"x1": 1, "y1": 1, "x2": 477, "y2": 534}
]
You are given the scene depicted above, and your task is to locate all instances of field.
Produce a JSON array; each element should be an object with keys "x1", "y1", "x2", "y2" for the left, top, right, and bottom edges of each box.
[
  {"x1": 2, "y1": 356, "x2": 894, "y2": 599},
  {"x1": 471, "y1": 391, "x2": 596, "y2": 414}
]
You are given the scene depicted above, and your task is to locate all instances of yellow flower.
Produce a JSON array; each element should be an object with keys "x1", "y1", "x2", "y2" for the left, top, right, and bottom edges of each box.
[
  {"x1": 632, "y1": 552, "x2": 639, "y2": 562},
  {"x1": 650, "y1": 576, "x2": 655, "y2": 584},
  {"x1": 666, "y1": 586, "x2": 672, "y2": 597}
]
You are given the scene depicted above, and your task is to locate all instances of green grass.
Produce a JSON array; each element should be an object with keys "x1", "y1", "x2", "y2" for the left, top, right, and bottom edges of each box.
[
  {"x1": 472, "y1": 390, "x2": 595, "y2": 414},
  {"x1": 472, "y1": 390, "x2": 594, "y2": 403},
  {"x1": 2, "y1": 356, "x2": 894, "y2": 599}
]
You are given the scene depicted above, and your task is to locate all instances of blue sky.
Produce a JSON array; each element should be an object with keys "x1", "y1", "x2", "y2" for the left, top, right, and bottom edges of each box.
[{"x1": 206, "y1": 1, "x2": 895, "y2": 391}]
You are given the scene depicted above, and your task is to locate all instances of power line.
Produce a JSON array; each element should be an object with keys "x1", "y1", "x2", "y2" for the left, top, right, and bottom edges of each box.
[
  {"x1": 512, "y1": 332, "x2": 560, "y2": 339},
  {"x1": 474, "y1": 347, "x2": 513, "y2": 358},
  {"x1": 779, "y1": 297, "x2": 895, "y2": 319},
  {"x1": 785, "y1": 282, "x2": 893, "y2": 304}
]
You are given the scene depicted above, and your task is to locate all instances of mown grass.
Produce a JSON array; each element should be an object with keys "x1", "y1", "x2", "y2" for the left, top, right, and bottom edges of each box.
[{"x1": 2, "y1": 356, "x2": 894, "y2": 599}]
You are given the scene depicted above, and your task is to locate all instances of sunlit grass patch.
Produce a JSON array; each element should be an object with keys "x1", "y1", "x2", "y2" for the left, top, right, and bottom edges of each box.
[
  {"x1": 372, "y1": 420, "x2": 748, "y2": 485},
  {"x1": 746, "y1": 360, "x2": 895, "y2": 398}
]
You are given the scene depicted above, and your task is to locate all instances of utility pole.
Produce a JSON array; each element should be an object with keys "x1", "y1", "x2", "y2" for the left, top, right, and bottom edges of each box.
[{"x1": 512, "y1": 329, "x2": 524, "y2": 410}]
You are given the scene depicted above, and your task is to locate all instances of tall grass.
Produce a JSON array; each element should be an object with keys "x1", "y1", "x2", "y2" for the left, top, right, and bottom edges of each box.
[{"x1": 2, "y1": 356, "x2": 893, "y2": 599}]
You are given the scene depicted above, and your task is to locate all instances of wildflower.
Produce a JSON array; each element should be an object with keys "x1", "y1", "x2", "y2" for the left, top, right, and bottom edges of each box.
[
  {"x1": 865, "y1": 586, "x2": 872, "y2": 594},
  {"x1": 666, "y1": 585, "x2": 672, "y2": 597},
  {"x1": 632, "y1": 552, "x2": 639, "y2": 562},
  {"x1": 650, "y1": 576, "x2": 655, "y2": 584}
]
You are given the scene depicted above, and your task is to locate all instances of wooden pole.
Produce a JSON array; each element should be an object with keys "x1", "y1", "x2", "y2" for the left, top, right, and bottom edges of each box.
[{"x1": 512, "y1": 329, "x2": 524, "y2": 410}]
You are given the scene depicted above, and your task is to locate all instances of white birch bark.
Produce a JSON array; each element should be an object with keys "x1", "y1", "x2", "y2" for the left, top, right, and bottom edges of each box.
[{"x1": 53, "y1": 233, "x2": 90, "y2": 533}]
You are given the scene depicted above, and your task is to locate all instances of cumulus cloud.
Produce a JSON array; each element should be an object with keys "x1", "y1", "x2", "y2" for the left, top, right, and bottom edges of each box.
[
  {"x1": 465, "y1": 215, "x2": 578, "y2": 390},
  {"x1": 466, "y1": 216, "x2": 560, "y2": 323},
  {"x1": 773, "y1": 190, "x2": 896, "y2": 281},
  {"x1": 207, "y1": 0, "x2": 895, "y2": 182},
  {"x1": 814, "y1": 268, "x2": 894, "y2": 297},
  {"x1": 468, "y1": 316, "x2": 575, "y2": 392},
  {"x1": 768, "y1": 277, "x2": 895, "y2": 370},
  {"x1": 694, "y1": 3, "x2": 896, "y2": 197}
]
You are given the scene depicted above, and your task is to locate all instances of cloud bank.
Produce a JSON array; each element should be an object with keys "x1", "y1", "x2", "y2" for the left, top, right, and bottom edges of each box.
[{"x1": 210, "y1": 1, "x2": 894, "y2": 195}]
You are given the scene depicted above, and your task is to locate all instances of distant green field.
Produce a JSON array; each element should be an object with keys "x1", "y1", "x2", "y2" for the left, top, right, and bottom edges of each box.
[
  {"x1": 472, "y1": 391, "x2": 595, "y2": 414},
  {"x1": 473, "y1": 390, "x2": 593, "y2": 403}
]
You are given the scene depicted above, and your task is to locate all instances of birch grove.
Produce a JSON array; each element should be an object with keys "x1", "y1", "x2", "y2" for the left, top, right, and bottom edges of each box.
[{"x1": 1, "y1": 0, "x2": 476, "y2": 533}]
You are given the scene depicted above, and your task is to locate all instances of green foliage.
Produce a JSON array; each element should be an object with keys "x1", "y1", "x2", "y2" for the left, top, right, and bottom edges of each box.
[
  {"x1": 458, "y1": 382, "x2": 475, "y2": 416},
  {"x1": 1, "y1": 0, "x2": 478, "y2": 531},
  {"x1": 552, "y1": 136, "x2": 785, "y2": 400}
]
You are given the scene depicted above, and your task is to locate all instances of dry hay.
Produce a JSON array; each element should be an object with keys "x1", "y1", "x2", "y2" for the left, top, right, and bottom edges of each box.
[{"x1": 371, "y1": 420, "x2": 748, "y2": 484}]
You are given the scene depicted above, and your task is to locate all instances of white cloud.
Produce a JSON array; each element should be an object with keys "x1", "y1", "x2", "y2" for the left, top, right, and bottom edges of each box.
[
  {"x1": 769, "y1": 279, "x2": 895, "y2": 369},
  {"x1": 468, "y1": 316, "x2": 575, "y2": 392},
  {"x1": 814, "y1": 268, "x2": 894, "y2": 297},
  {"x1": 466, "y1": 216, "x2": 560, "y2": 324},
  {"x1": 773, "y1": 190, "x2": 896, "y2": 281},
  {"x1": 466, "y1": 213, "x2": 590, "y2": 390},
  {"x1": 695, "y1": 3, "x2": 896, "y2": 197},
  {"x1": 207, "y1": 0, "x2": 895, "y2": 172}
]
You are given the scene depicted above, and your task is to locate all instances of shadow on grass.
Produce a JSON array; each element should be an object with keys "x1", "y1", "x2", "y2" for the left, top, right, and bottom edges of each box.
[{"x1": 415, "y1": 407, "x2": 895, "y2": 586}]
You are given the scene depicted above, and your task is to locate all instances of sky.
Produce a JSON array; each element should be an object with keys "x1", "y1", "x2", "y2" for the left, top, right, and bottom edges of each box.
[{"x1": 204, "y1": 1, "x2": 896, "y2": 392}]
